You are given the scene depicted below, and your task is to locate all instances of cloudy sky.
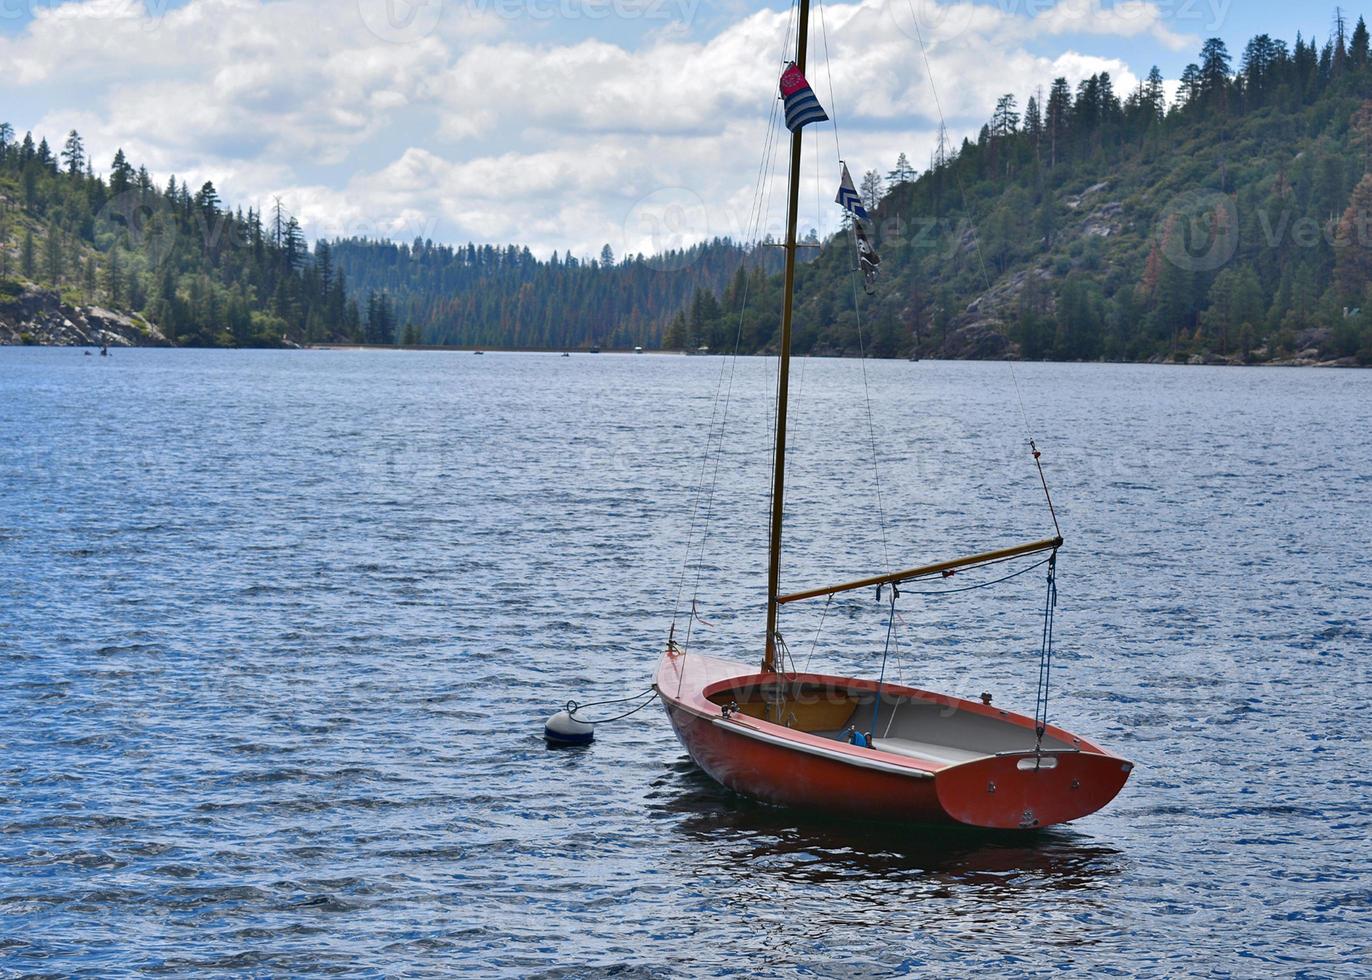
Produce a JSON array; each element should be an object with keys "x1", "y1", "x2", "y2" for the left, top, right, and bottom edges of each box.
[{"x1": 0, "y1": 0, "x2": 1331, "y2": 257}]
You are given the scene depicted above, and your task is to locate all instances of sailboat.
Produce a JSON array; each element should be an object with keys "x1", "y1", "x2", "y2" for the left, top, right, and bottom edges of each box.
[{"x1": 654, "y1": 2, "x2": 1132, "y2": 831}]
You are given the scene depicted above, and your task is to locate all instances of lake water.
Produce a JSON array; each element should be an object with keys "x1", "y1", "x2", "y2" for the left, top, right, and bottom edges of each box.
[{"x1": 1, "y1": 348, "x2": 1368, "y2": 976}]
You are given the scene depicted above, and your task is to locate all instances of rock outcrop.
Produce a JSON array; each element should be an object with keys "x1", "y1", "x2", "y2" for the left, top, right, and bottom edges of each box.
[{"x1": 0, "y1": 284, "x2": 169, "y2": 347}]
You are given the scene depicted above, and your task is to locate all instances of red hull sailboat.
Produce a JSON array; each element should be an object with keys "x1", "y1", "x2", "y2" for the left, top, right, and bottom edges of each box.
[
  {"x1": 654, "y1": 0, "x2": 1131, "y2": 830},
  {"x1": 656, "y1": 649, "x2": 1132, "y2": 831}
]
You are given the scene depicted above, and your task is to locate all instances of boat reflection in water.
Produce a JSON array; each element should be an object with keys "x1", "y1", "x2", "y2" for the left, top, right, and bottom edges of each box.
[{"x1": 648, "y1": 761, "x2": 1124, "y2": 896}]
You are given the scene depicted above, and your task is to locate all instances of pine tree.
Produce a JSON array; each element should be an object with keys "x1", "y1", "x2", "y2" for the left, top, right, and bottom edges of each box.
[
  {"x1": 1353, "y1": 16, "x2": 1370, "y2": 68},
  {"x1": 1023, "y1": 96, "x2": 1042, "y2": 143},
  {"x1": 1177, "y1": 63, "x2": 1201, "y2": 109},
  {"x1": 43, "y1": 226, "x2": 63, "y2": 284},
  {"x1": 1045, "y1": 77, "x2": 1071, "y2": 167},
  {"x1": 283, "y1": 217, "x2": 305, "y2": 271},
  {"x1": 272, "y1": 197, "x2": 286, "y2": 248},
  {"x1": 1334, "y1": 7, "x2": 1349, "y2": 75},
  {"x1": 104, "y1": 248, "x2": 122, "y2": 306},
  {"x1": 886, "y1": 152, "x2": 915, "y2": 185},
  {"x1": 109, "y1": 149, "x2": 134, "y2": 196},
  {"x1": 859, "y1": 170, "x2": 884, "y2": 213},
  {"x1": 1351, "y1": 100, "x2": 1372, "y2": 173},
  {"x1": 60, "y1": 130, "x2": 84, "y2": 178},
  {"x1": 1199, "y1": 39, "x2": 1233, "y2": 107},
  {"x1": 1335, "y1": 173, "x2": 1372, "y2": 298},
  {"x1": 21, "y1": 228, "x2": 36, "y2": 279},
  {"x1": 1144, "y1": 66, "x2": 1166, "y2": 121},
  {"x1": 991, "y1": 94, "x2": 1020, "y2": 137}
]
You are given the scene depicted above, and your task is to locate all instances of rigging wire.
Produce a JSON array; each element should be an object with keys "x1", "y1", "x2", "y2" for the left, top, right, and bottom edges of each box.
[
  {"x1": 675, "y1": 6, "x2": 796, "y2": 660},
  {"x1": 868, "y1": 584, "x2": 899, "y2": 736},
  {"x1": 901, "y1": 0, "x2": 1061, "y2": 528},
  {"x1": 801, "y1": 592, "x2": 833, "y2": 673},
  {"x1": 889, "y1": 553, "x2": 1052, "y2": 597},
  {"x1": 816, "y1": 0, "x2": 843, "y2": 166},
  {"x1": 816, "y1": 0, "x2": 895, "y2": 581},
  {"x1": 1033, "y1": 550, "x2": 1059, "y2": 752}
]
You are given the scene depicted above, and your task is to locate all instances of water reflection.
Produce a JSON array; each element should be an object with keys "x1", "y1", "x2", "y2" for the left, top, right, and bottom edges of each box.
[{"x1": 650, "y1": 763, "x2": 1123, "y2": 894}]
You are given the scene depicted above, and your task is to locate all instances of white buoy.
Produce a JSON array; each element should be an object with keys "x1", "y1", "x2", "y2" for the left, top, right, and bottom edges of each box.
[{"x1": 544, "y1": 709, "x2": 594, "y2": 745}]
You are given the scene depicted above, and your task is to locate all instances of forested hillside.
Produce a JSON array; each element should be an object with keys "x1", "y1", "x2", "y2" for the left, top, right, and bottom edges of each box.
[
  {"x1": 683, "y1": 18, "x2": 1372, "y2": 364},
  {"x1": 329, "y1": 236, "x2": 790, "y2": 349},
  {"x1": 0, "y1": 127, "x2": 358, "y2": 347},
  {"x1": 5, "y1": 12, "x2": 1372, "y2": 361},
  {"x1": 0, "y1": 123, "x2": 785, "y2": 348}
]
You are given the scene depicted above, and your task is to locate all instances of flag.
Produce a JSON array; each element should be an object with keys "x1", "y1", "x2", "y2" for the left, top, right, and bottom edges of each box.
[
  {"x1": 780, "y1": 62, "x2": 829, "y2": 132},
  {"x1": 855, "y1": 223, "x2": 881, "y2": 288},
  {"x1": 835, "y1": 163, "x2": 868, "y2": 222}
]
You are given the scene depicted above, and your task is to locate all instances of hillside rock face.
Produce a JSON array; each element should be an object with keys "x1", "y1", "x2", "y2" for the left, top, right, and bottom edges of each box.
[
  {"x1": 942, "y1": 321, "x2": 1016, "y2": 359},
  {"x1": 0, "y1": 285, "x2": 169, "y2": 347}
]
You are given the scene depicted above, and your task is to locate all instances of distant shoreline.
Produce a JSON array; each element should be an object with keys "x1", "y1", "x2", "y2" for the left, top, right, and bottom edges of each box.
[
  {"x1": 2, "y1": 341, "x2": 1363, "y2": 367},
  {"x1": 305, "y1": 343, "x2": 685, "y2": 355},
  {"x1": 300, "y1": 344, "x2": 1363, "y2": 367}
]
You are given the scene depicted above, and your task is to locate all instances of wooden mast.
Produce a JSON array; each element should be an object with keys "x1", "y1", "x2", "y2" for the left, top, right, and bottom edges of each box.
[{"x1": 762, "y1": 0, "x2": 811, "y2": 674}]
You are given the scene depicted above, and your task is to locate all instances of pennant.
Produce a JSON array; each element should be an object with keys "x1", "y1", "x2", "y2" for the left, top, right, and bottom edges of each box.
[
  {"x1": 780, "y1": 62, "x2": 829, "y2": 132},
  {"x1": 855, "y1": 223, "x2": 881, "y2": 288},
  {"x1": 835, "y1": 163, "x2": 868, "y2": 222}
]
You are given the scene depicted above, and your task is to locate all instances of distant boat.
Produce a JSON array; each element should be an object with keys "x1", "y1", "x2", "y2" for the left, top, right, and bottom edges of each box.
[
  {"x1": 561, "y1": 352, "x2": 571, "y2": 358},
  {"x1": 99, "y1": 343, "x2": 109, "y2": 357},
  {"x1": 590, "y1": 346, "x2": 601, "y2": 354},
  {"x1": 655, "y1": 9, "x2": 1131, "y2": 830},
  {"x1": 473, "y1": 350, "x2": 484, "y2": 356},
  {"x1": 634, "y1": 346, "x2": 644, "y2": 354}
]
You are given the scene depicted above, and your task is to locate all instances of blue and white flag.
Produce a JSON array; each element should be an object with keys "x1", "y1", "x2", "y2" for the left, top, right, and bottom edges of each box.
[
  {"x1": 835, "y1": 163, "x2": 868, "y2": 221},
  {"x1": 780, "y1": 63, "x2": 829, "y2": 132}
]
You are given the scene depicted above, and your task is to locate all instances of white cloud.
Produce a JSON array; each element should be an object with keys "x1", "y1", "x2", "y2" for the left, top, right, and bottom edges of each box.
[
  {"x1": 3, "y1": 0, "x2": 1194, "y2": 256},
  {"x1": 1029, "y1": 0, "x2": 1195, "y2": 51}
]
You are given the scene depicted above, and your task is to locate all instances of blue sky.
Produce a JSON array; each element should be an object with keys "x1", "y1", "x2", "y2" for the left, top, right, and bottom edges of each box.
[{"x1": 0, "y1": 1, "x2": 1359, "y2": 255}]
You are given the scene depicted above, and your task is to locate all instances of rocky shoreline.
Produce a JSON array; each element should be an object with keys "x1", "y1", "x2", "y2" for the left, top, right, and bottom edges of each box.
[{"x1": 0, "y1": 284, "x2": 170, "y2": 348}]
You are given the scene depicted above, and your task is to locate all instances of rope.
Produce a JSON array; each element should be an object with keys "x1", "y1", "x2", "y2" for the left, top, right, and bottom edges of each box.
[
  {"x1": 894, "y1": 554, "x2": 1052, "y2": 597},
  {"x1": 1030, "y1": 439, "x2": 1062, "y2": 538},
  {"x1": 1033, "y1": 550, "x2": 1058, "y2": 751},
  {"x1": 802, "y1": 592, "x2": 833, "y2": 673},
  {"x1": 868, "y1": 585, "x2": 898, "y2": 736},
  {"x1": 673, "y1": 21, "x2": 791, "y2": 660},
  {"x1": 566, "y1": 688, "x2": 660, "y2": 725},
  {"x1": 816, "y1": 0, "x2": 843, "y2": 165}
]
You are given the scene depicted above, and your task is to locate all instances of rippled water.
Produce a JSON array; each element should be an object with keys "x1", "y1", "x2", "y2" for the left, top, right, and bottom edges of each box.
[{"x1": 1, "y1": 349, "x2": 1368, "y2": 976}]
